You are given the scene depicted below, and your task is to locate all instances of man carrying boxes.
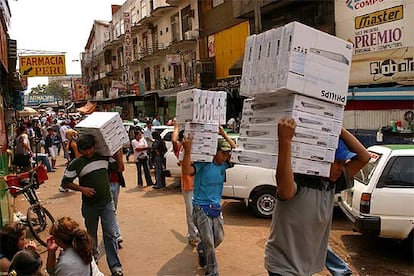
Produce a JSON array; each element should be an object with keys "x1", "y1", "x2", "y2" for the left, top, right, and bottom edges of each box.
[
  {"x1": 176, "y1": 88, "x2": 236, "y2": 275},
  {"x1": 236, "y1": 21, "x2": 371, "y2": 275},
  {"x1": 61, "y1": 112, "x2": 128, "y2": 276}
]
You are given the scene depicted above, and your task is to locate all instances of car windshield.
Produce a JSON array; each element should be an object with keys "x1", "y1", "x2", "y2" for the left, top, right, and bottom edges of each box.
[{"x1": 354, "y1": 150, "x2": 382, "y2": 185}]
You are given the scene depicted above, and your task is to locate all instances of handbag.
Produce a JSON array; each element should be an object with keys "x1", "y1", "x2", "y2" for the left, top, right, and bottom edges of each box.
[
  {"x1": 118, "y1": 172, "x2": 126, "y2": 188},
  {"x1": 137, "y1": 154, "x2": 148, "y2": 162}
]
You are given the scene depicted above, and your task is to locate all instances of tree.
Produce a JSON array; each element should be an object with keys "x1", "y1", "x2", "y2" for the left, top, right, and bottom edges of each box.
[
  {"x1": 30, "y1": 84, "x2": 48, "y2": 95},
  {"x1": 46, "y1": 81, "x2": 68, "y2": 108}
]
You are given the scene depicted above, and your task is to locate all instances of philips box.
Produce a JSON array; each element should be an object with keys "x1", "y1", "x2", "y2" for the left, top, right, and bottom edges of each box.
[
  {"x1": 239, "y1": 124, "x2": 339, "y2": 148},
  {"x1": 276, "y1": 21, "x2": 353, "y2": 106},
  {"x1": 237, "y1": 137, "x2": 335, "y2": 162},
  {"x1": 243, "y1": 94, "x2": 344, "y2": 120},
  {"x1": 177, "y1": 89, "x2": 226, "y2": 124},
  {"x1": 75, "y1": 112, "x2": 129, "y2": 156},
  {"x1": 241, "y1": 110, "x2": 341, "y2": 135},
  {"x1": 240, "y1": 34, "x2": 256, "y2": 97},
  {"x1": 231, "y1": 149, "x2": 331, "y2": 177},
  {"x1": 264, "y1": 27, "x2": 284, "y2": 93}
]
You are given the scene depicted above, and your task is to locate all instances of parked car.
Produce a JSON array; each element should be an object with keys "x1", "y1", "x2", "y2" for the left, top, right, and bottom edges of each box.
[{"x1": 338, "y1": 144, "x2": 414, "y2": 242}]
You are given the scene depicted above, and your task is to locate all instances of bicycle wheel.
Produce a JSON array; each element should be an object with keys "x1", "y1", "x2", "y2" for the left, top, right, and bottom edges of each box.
[{"x1": 27, "y1": 204, "x2": 55, "y2": 246}]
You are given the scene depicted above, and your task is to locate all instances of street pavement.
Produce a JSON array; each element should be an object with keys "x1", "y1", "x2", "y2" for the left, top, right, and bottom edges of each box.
[{"x1": 11, "y1": 154, "x2": 274, "y2": 276}]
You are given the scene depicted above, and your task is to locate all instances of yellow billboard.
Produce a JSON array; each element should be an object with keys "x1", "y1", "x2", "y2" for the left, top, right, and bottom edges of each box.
[{"x1": 19, "y1": 55, "x2": 66, "y2": 77}]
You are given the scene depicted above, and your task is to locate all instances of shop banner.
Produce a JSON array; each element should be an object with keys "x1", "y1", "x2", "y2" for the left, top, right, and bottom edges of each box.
[
  {"x1": 335, "y1": 0, "x2": 414, "y2": 86},
  {"x1": 19, "y1": 55, "x2": 66, "y2": 77}
]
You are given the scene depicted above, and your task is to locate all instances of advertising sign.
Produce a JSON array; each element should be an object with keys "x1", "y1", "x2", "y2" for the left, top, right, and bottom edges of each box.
[
  {"x1": 19, "y1": 55, "x2": 66, "y2": 77},
  {"x1": 24, "y1": 95, "x2": 56, "y2": 106},
  {"x1": 124, "y1": 12, "x2": 132, "y2": 65},
  {"x1": 335, "y1": 0, "x2": 414, "y2": 86}
]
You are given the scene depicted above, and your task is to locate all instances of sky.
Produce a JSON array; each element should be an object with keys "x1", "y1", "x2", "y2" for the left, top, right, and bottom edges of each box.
[{"x1": 9, "y1": 0, "x2": 125, "y2": 91}]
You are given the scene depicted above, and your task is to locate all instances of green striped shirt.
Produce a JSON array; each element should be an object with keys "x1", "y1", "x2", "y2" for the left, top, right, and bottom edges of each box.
[{"x1": 62, "y1": 155, "x2": 117, "y2": 207}]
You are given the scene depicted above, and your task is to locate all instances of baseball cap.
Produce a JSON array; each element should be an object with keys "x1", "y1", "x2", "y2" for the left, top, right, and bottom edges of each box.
[
  {"x1": 335, "y1": 139, "x2": 357, "y2": 161},
  {"x1": 217, "y1": 139, "x2": 232, "y2": 152}
]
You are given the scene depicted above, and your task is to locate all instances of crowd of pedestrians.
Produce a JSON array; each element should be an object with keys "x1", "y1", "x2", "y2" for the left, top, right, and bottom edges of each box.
[{"x1": 2, "y1": 111, "x2": 368, "y2": 276}]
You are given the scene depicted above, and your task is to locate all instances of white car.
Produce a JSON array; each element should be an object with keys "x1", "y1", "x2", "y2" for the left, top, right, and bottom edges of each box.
[
  {"x1": 164, "y1": 147, "x2": 277, "y2": 218},
  {"x1": 339, "y1": 144, "x2": 414, "y2": 242}
]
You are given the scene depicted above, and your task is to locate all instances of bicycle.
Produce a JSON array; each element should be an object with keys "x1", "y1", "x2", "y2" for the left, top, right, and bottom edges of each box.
[{"x1": 4, "y1": 165, "x2": 55, "y2": 246}]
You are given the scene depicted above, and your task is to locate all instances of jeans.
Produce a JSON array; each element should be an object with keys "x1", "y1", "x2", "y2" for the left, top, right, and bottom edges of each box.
[
  {"x1": 326, "y1": 245, "x2": 352, "y2": 276},
  {"x1": 33, "y1": 154, "x2": 52, "y2": 172},
  {"x1": 110, "y1": 182, "x2": 122, "y2": 241},
  {"x1": 183, "y1": 190, "x2": 198, "y2": 241},
  {"x1": 81, "y1": 200, "x2": 122, "y2": 273},
  {"x1": 135, "y1": 159, "x2": 153, "y2": 186},
  {"x1": 193, "y1": 205, "x2": 224, "y2": 276},
  {"x1": 154, "y1": 156, "x2": 165, "y2": 187}
]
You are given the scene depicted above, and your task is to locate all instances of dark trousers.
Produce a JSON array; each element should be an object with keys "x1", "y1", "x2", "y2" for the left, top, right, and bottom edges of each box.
[{"x1": 135, "y1": 159, "x2": 153, "y2": 186}]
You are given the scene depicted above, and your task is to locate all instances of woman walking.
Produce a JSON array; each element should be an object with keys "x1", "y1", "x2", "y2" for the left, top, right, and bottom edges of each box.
[{"x1": 131, "y1": 130, "x2": 153, "y2": 187}]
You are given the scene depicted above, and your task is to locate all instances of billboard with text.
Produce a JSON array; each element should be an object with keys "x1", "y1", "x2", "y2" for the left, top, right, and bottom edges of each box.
[{"x1": 335, "y1": 0, "x2": 414, "y2": 86}]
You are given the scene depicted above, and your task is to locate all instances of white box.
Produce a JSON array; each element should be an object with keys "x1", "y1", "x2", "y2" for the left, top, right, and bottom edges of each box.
[
  {"x1": 190, "y1": 153, "x2": 214, "y2": 162},
  {"x1": 237, "y1": 137, "x2": 335, "y2": 162},
  {"x1": 240, "y1": 35, "x2": 256, "y2": 97},
  {"x1": 231, "y1": 149, "x2": 277, "y2": 170},
  {"x1": 75, "y1": 112, "x2": 129, "y2": 156},
  {"x1": 250, "y1": 32, "x2": 265, "y2": 93},
  {"x1": 241, "y1": 109, "x2": 341, "y2": 135},
  {"x1": 185, "y1": 122, "x2": 217, "y2": 133},
  {"x1": 239, "y1": 124, "x2": 339, "y2": 148},
  {"x1": 244, "y1": 94, "x2": 344, "y2": 120},
  {"x1": 231, "y1": 149, "x2": 331, "y2": 177},
  {"x1": 264, "y1": 27, "x2": 284, "y2": 93},
  {"x1": 276, "y1": 21, "x2": 353, "y2": 106},
  {"x1": 177, "y1": 89, "x2": 226, "y2": 124}
]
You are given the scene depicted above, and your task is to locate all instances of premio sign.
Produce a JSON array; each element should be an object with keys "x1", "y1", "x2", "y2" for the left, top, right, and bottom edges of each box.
[{"x1": 19, "y1": 55, "x2": 66, "y2": 77}]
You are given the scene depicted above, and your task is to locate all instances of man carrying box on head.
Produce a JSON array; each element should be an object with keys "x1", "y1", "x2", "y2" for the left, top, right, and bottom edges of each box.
[
  {"x1": 181, "y1": 126, "x2": 236, "y2": 276},
  {"x1": 264, "y1": 117, "x2": 370, "y2": 276}
]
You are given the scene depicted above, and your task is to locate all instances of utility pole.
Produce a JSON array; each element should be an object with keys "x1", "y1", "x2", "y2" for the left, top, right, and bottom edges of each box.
[{"x1": 254, "y1": 0, "x2": 263, "y2": 34}]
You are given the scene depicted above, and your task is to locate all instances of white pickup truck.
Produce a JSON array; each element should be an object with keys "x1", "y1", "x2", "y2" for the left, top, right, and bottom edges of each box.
[{"x1": 338, "y1": 144, "x2": 414, "y2": 242}]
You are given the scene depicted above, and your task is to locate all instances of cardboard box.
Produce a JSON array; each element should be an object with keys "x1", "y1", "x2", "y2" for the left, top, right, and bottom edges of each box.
[
  {"x1": 264, "y1": 27, "x2": 284, "y2": 93},
  {"x1": 231, "y1": 149, "x2": 331, "y2": 177},
  {"x1": 176, "y1": 89, "x2": 227, "y2": 124},
  {"x1": 243, "y1": 94, "x2": 344, "y2": 120},
  {"x1": 240, "y1": 35, "x2": 256, "y2": 97},
  {"x1": 241, "y1": 109, "x2": 341, "y2": 135},
  {"x1": 239, "y1": 124, "x2": 339, "y2": 148},
  {"x1": 237, "y1": 137, "x2": 335, "y2": 162},
  {"x1": 276, "y1": 21, "x2": 353, "y2": 106},
  {"x1": 75, "y1": 112, "x2": 129, "y2": 156}
]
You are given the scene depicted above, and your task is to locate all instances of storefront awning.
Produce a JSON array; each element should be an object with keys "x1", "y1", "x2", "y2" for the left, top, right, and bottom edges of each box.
[
  {"x1": 76, "y1": 102, "x2": 96, "y2": 115},
  {"x1": 228, "y1": 55, "x2": 243, "y2": 76}
]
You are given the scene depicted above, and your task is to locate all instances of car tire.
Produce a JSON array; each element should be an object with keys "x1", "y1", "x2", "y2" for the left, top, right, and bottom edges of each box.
[{"x1": 250, "y1": 187, "x2": 277, "y2": 219}]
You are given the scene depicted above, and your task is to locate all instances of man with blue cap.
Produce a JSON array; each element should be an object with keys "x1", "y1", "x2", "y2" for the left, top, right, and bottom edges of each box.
[{"x1": 265, "y1": 118, "x2": 371, "y2": 276}]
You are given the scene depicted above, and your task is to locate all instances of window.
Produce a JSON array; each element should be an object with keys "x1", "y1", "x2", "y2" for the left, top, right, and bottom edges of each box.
[
  {"x1": 379, "y1": 156, "x2": 414, "y2": 188},
  {"x1": 141, "y1": 0, "x2": 147, "y2": 18},
  {"x1": 181, "y1": 5, "x2": 193, "y2": 35},
  {"x1": 354, "y1": 151, "x2": 382, "y2": 185}
]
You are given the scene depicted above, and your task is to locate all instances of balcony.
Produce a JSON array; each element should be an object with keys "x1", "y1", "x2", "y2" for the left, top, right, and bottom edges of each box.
[
  {"x1": 151, "y1": 3, "x2": 177, "y2": 17},
  {"x1": 133, "y1": 43, "x2": 167, "y2": 62},
  {"x1": 166, "y1": 0, "x2": 184, "y2": 6}
]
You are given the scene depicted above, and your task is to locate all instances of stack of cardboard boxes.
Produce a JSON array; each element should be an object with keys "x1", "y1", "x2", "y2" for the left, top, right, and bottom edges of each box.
[
  {"x1": 75, "y1": 112, "x2": 129, "y2": 156},
  {"x1": 176, "y1": 89, "x2": 227, "y2": 162},
  {"x1": 234, "y1": 21, "x2": 353, "y2": 177}
]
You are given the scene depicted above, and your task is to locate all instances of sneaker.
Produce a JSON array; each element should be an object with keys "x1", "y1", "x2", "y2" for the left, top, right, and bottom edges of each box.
[
  {"x1": 111, "y1": 269, "x2": 123, "y2": 276},
  {"x1": 197, "y1": 242, "x2": 206, "y2": 267},
  {"x1": 189, "y1": 239, "x2": 198, "y2": 247},
  {"x1": 58, "y1": 187, "x2": 66, "y2": 192},
  {"x1": 117, "y1": 237, "x2": 123, "y2": 249}
]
